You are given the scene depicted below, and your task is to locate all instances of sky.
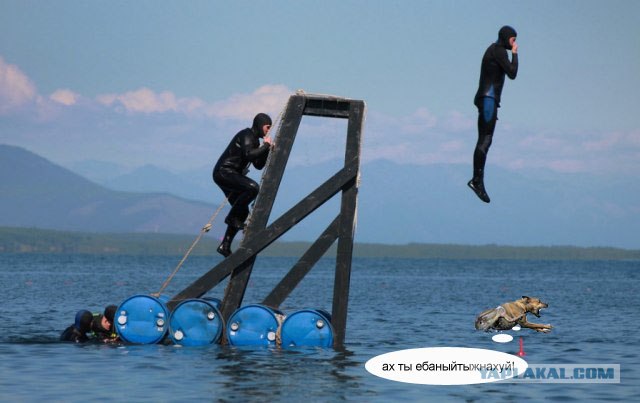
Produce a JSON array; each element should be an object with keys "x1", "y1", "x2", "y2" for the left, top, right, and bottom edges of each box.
[{"x1": 1, "y1": 0, "x2": 639, "y2": 176}]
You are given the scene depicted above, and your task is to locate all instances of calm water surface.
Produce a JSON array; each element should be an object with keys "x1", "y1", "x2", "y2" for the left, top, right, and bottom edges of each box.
[{"x1": 0, "y1": 254, "x2": 638, "y2": 402}]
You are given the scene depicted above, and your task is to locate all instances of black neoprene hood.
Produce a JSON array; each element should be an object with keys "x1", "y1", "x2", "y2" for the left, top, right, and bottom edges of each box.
[
  {"x1": 498, "y1": 25, "x2": 517, "y2": 49},
  {"x1": 251, "y1": 113, "x2": 272, "y2": 137}
]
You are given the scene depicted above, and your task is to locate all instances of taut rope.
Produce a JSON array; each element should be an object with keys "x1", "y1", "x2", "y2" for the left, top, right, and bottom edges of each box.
[{"x1": 153, "y1": 197, "x2": 228, "y2": 296}]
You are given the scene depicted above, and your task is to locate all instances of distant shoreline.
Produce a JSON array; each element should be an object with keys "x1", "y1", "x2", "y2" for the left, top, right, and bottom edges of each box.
[{"x1": 1, "y1": 226, "x2": 638, "y2": 261}]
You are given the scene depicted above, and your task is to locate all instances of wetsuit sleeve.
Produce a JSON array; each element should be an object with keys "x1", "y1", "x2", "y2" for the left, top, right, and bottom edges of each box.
[
  {"x1": 494, "y1": 46, "x2": 518, "y2": 79},
  {"x1": 240, "y1": 133, "x2": 271, "y2": 169},
  {"x1": 251, "y1": 143, "x2": 270, "y2": 169}
]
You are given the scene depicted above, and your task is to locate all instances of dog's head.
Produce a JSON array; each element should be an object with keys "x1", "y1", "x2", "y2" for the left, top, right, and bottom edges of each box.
[{"x1": 522, "y1": 296, "x2": 548, "y2": 318}]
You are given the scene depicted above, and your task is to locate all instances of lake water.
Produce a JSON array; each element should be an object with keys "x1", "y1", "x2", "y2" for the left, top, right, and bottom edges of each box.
[{"x1": 0, "y1": 253, "x2": 638, "y2": 401}]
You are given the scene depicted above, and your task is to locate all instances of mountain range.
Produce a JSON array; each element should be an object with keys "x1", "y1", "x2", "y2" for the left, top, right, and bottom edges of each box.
[
  {"x1": 0, "y1": 145, "x2": 225, "y2": 238},
  {"x1": 2, "y1": 144, "x2": 639, "y2": 249}
]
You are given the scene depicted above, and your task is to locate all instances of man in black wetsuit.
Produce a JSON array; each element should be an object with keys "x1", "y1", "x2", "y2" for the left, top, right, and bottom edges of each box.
[
  {"x1": 213, "y1": 113, "x2": 273, "y2": 257},
  {"x1": 468, "y1": 25, "x2": 518, "y2": 203},
  {"x1": 90, "y1": 304, "x2": 119, "y2": 343}
]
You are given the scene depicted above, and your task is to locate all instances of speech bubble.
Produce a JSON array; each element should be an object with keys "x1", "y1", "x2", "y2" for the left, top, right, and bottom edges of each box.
[{"x1": 365, "y1": 347, "x2": 528, "y2": 385}]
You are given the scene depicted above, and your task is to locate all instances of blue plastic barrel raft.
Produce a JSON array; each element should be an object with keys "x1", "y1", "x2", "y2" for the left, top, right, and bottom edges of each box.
[
  {"x1": 226, "y1": 304, "x2": 284, "y2": 347},
  {"x1": 168, "y1": 298, "x2": 223, "y2": 346},
  {"x1": 115, "y1": 294, "x2": 169, "y2": 344},
  {"x1": 281, "y1": 309, "x2": 334, "y2": 348}
]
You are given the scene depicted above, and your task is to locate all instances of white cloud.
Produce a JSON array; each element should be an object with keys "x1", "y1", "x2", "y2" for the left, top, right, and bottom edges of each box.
[
  {"x1": 363, "y1": 143, "x2": 410, "y2": 162},
  {"x1": 0, "y1": 56, "x2": 37, "y2": 114},
  {"x1": 443, "y1": 110, "x2": 474, "y2": 132},
  {"x1": 95, "y1": 93, "x2": 116, "y2": 106},
  {"x1": 205, "y1": 84, "x2": 291, "y2": 120},
  {"x1": 399, "y1": 107, "x2": 438, "y2": 133},
  {"x1": 95, "y1": 84, "x2": 291, "y2": 121},
  {"x1": 497, "y1": 127, "x2": 640, "y2": 174},
  {"x1": 50, "y1": 89, "x2": 79, "y2": 106},
  {"x1": 547, "y1": 159, "x2": 586, "y2": 173},
  {"x1": 364, "y1": 109, "x2": 640, "y2": 175},
  {"x1": 583, "y1": 130, "x2": 640, "y2": 152},
  {"x1": 97, "y1": 87, "x2": 181, "y2": 113},
  {"x1": 363, "y1": 108, "x2": 473, "y2": 165}
]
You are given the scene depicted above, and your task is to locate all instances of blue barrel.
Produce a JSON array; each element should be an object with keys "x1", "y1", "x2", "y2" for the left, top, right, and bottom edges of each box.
[
  {"x1": 115, "y1": 294, "x2": 169, "y2": 344},
  {"x1": 202, "y1": 297, "x2": 221, "y2": 309},
  {"x1": 168, "y1": 299, "x2": 223, "y2": 346},
  {"x1": 281, "y1": 309, "x2": 334, "y2": 348},
  {"x1": 226, "y1": 304, "x2": 283, "y2": 347}
]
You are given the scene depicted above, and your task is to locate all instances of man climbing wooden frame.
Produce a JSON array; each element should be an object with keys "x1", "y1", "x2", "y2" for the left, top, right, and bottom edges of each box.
[{"x1": 167, "y1": 93, "x2": 365, "y2": 348}]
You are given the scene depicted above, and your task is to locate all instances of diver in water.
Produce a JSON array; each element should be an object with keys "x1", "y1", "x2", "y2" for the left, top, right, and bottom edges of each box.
[
  {"x1": 469, "y1": 25, "x2": 519, "y2": 203},
  {"x1": 60, "y1": 310, "x2": 93, "y2": 343},
  {"x1": 90, "y1": 304, "x2": 119, "y2": 343},
  {"x1": 213, "y1": 113, "x2": 273, "y2": 257}
]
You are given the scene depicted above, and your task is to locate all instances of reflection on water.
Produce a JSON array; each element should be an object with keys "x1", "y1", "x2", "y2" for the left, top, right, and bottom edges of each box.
[{"x1": 210, "y1": 347, "x2": 363, "y2": 400}]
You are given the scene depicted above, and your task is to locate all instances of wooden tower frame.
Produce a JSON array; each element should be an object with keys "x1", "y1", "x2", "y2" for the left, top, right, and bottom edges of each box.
[{"x1": 167, "y1": 93, "x2": 365, "y2": 348}]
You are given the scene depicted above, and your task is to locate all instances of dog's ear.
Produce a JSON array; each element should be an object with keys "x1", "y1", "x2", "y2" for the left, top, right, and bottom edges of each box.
[{"x1": 522, "y1": 296, "x2": 531, "y2": 301}]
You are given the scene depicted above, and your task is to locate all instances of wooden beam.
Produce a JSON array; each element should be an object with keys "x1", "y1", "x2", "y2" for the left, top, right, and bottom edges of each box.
[
  {"x1": 331, "y1": 100, "x2": 365, "y2": 347},
  {"x1": 261, "y1": 216, "x2": 340, "y2": 308},
  {"x1": 218, "y1": 95, "x2": 306, "y2": 320},
  {"x1": 167, "y1": 160, "x2": 357, "y2": 311}
]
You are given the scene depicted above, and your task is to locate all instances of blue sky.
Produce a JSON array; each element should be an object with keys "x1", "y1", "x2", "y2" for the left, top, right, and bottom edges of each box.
[{"x1": 1, "y1": 0, "x2": 639, "y2": 175}]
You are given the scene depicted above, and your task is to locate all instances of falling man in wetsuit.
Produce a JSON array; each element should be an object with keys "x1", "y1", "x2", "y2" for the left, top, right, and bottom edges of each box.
[
  {"x1": 468, "y1": 25, "x2": 518, "y2": 203},
  {"x1": 213, "y1": 113, "x2": 273, "y2": 257}
]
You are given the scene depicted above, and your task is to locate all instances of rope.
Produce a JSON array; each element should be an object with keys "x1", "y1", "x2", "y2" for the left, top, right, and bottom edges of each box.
[{"x1": 153, "y1": 198, "x2": 228, "y2": 296}]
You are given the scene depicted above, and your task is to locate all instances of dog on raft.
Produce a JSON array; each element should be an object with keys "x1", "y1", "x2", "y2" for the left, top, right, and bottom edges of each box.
[{"x1": 475, "y1": 296, "x2": 552, "y2": 333}]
